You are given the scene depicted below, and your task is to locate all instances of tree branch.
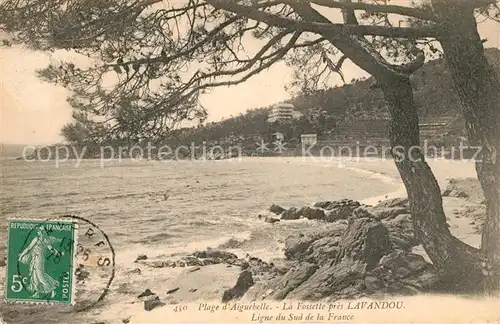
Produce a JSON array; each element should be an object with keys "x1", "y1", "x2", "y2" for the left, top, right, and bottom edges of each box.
[
  {"x1": 207, "y1": 0, "x2": 445, "y2": 39},
  {"x1": 302, "y1": 0, "x2": 439, "y2": 22},
  {"x1": 289, "y1": 2, "x2": 409, "y2": 78}
]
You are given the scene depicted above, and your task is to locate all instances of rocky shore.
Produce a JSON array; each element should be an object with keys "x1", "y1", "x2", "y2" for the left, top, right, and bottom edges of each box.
[{"x1": 0, "y1": 178, "x2": 487, "y2": 324}]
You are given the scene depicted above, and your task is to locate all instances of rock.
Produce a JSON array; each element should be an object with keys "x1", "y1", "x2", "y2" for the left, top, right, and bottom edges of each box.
[
  {"x1": 138, "y1": 289, "x2": 156, "y2": 299},
  {"x1": 0, "y1": 259, "x2": 5, "y2": 267},
  {"x1": 284, "y1": 235, "x2": 318, "y2": 261},
  {"x1": 441, "y1": 178, "x2": 484, "y2": 203},
  {"x1": 192, "y1": 249, "x2": 237, "y2": 260},
  {"x1": 240, "y1": 281, "x2": 270, "y2": 301},
  {"x1": 189, "y1": 288, "x2": 198, "y2": 293},
  {"x1": 297, "y1": 207, "x2": 326, "y2": 220},
  {"x1": 217, "y1": 238, "x2": 244, "y2": 249},
  {"x1": 144, "y1": 296, "x2": 166, "y2": 311},
  {"x1": 373, "y1": 207, "x2": 409, "y2": 220},
  {"x1": 265, "y1": 263, "x2": 318, "y2": 300},
  {"x1": 382, "y1": 214, "x2": 418, "y2": 251},
  {"x1": 375, "y1": 197, "x2": 409, "y2": 209},
  {"x1": 166, "y1": 287, "x2": 180, "y2": 294},
  {"x1": 139, "y1": 250, "x2": 250, "y2": 270},
  {"x1": 379, "y1": 250, "x2": 430, "y2": 276},
  {"x1": 314, "y1": 199, "x2": 361, "y2": 211},
  {"x1": 335, "y1": 218, "x2": 392, "y2": 270},
  {"x1": 188, "y1": 266, "x2": 201, "y2": 273},
  {"x1": 122, "y1": 317, "x2": 131, "y2": 324},
  {"x1": 281, "y1": 207, "x2": 301, "y2": 220},
  {"x1": 135, "y1": 254, "x2": 148, "y2": 262},
  {"x1": 401, "y1": 270, "x2": 440, "y2": 290},
  {"x1": 352, "y1": 206, "x2": 375, "y2": 219},
  {"x1": 284, "y1": 223, "x2": 347, "y2": 264},
  {"x1": 240, "y1": 212, "x2": 441, "y2": 301},
  {"x1": 322, "y1": 200, "x2": 361, "y2": 222},
  {"x1": 305, "y1": 236, "x2": 341, "y2": 266},
  {"x1": 286, "y1": 259, "x2": 366, "y2": 300},
  {"x1": 269, "y1": 204, "x2": 286, "y2": 215},
  {"x1": 364, "y1": 275, "x2": 384, "y2": 292},
  {"x1": 264, "y1": 216, "x2": 280, "y2": 224},
  {"x1": 280, "y1": 206, "x2": 328, "y2": 221},
  {"x1": 127, "y1": 268, "x2": 141, "y2": 275},
  {"x1": 222, "y1": 270, "x2": 254, "y2": 302},
  {"x1": 244, "y1": 256, "x2": 274, "y2": 275}
]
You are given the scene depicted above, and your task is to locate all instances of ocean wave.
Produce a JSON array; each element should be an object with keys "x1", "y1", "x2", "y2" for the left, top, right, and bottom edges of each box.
[
  {"x1": 132, "y1": 232, "x2": 174, "y2": 244},
  {"x1": 342, "y1": 165, "x2": 397, "y2": 184},
  {"x1": 21, "y1": 177, "x2": 48, "y2": 181},
  {"x1": 186, "y1": 219, "x2": 222, "y2": 226}
]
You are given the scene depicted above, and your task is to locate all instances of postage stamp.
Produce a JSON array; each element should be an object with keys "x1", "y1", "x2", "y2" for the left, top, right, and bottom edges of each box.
[{"x1": 4, "y1": 219, "x2": 77, "y2": 305}]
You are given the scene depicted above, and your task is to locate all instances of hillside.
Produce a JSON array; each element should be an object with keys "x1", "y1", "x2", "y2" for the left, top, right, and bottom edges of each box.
[
  {"x1": 0, "y1": 143, "x2": 34, "y2": 158},
  {"x1": 25, "y1": 48, "x2": 500, "y2": 160},
  {"x1": 172, "y1": 47, "x2": 500, "y2": 150}
]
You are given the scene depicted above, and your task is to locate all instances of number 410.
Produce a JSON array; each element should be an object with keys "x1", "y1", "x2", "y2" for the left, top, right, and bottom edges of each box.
[{"x1": 11, "y1": 275, "x2": 28, "y2": 293}]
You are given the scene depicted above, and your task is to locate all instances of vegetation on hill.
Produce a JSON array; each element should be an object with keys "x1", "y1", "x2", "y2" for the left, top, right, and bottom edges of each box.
[{"x1": 168, "y1": 48, "x2": 500, "y2": 146}]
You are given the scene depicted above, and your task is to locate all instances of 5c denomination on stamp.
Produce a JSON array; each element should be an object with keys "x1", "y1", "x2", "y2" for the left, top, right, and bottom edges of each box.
[{"x1": 4, "y1": 219, "x2": 77, "y2": 305}]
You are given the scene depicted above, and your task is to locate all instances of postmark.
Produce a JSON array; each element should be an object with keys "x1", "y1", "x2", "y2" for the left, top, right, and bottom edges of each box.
[
  {"x1": 68, "y1": 214, "x2": 116, "y2": 312},
  {"x1": 5, "y1": 218, "x2": 77, "y2": 305}
]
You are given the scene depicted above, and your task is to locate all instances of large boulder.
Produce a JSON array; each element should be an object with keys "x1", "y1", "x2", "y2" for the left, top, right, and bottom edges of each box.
[
  {"x1": 369, "y1": 250, "x2": 438, "y2": 292},
  {"x1": 284, "y1": 235, "x2": 318, "y2": 261},
  {"x1": 321, "y1": 199, "x2": 362, "y2": 222},
  {"x1": 375, "y1": 197, "x2": 409, "y2": 209},
  {"x1": 265, "y1": 263, "x2": 319, "y2": 300},
  {"x1": 222, "y1": 270, "x2": 254, "y2": 302},
  {"x1": 269, "y1": 204, "x2": 286, "y2": 215},
  {"x1": 335, "y1": 218, "x2": 392, "y2": 270},
  {"x1": 242, "y1": 215, "x2": 441, "y2": 301},
  {"x1": 382, "y1": 214, "x2": 419, "y2": 251},
  {"x1": 191, "y1": 249, "x2": 238, "y2": 261},
  {"x1": 297, "y1": 206, "x2": 326, "y2": 220},
  {"x1": 283, "y1": 223, "x2": 347, "y2": 263},
  {"x1": 304, "y1": 236, "x2": 342, "y2": 266},
  {"x1": 286, "y1": 259, "x2": 367, "y2": 300},
  {"x1": 281, "y1": 206, "x2": 326, "y2": 220},
  {"x1": 281, "y1": 207, "x2": 301, "y2": 220},
  {"x1": 314, "y1": 199, "x2": 361, "y2": 211},
  {"x1": 378, "y1": 250, "x2": 429, "y2": 276}
]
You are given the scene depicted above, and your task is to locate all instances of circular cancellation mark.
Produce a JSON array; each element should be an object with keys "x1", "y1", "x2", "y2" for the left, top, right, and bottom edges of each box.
[{"x1": 13, "y1": 214, "x2": 115, "y2": 312}]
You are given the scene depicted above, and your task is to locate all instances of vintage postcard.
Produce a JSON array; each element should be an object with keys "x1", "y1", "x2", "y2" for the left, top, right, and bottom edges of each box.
[{"x1": 1, "y1": 0, "x2": 500, "y2": 323}]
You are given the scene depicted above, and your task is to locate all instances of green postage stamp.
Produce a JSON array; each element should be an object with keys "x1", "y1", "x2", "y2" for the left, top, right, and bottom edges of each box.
[{"x1": 4, "y1": 219, "x2": 77, "y2": 305}]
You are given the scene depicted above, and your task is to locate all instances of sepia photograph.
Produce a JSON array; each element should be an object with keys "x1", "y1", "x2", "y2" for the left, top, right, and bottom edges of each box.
[{"x1": 1, "y1": 0, "x2": 500, "y2": 323}]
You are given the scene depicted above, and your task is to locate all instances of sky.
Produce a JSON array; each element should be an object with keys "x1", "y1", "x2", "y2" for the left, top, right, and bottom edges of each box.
[{"x1": 1, "y1": 2, "x2": 499, "y2": 145}]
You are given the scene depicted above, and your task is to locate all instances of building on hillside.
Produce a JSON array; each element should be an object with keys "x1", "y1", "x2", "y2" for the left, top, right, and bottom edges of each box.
[
  {"x1": 301, "y1": 134, "x2": 318, "y2": 146},
  {"x1": 272, "y1": 132, "x2": 285, "y2": 142},
  {"x1": 292, "y1": 110, "x2": 304, "y2": 119},
  {"x1": 267, "y1": 103, "x2": 296, "y2": 123}
]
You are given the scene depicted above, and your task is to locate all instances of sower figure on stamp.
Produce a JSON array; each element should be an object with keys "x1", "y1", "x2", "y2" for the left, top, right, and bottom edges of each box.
[{"x1": 18, "y1": 226, "x2": 64, "y2": 299}]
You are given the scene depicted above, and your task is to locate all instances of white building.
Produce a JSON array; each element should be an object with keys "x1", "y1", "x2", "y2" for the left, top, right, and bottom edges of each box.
[
  {"x1": 301, "y1": 134, "x2": 318, "y2": 146},
  {"x1": 272, "y1": 132, "x2": 285, "y2": 142},
  {"x1": 267, "y1": 103, "x2": 296, "y2": 123}
]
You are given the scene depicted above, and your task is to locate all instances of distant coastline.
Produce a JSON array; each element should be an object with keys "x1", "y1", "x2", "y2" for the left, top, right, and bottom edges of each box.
[{"x1": 15, "y1": 143, "x2": 482, "y2": 162}]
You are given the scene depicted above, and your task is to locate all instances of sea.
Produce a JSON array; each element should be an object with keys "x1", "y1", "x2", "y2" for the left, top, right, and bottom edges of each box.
[{"x1": 0, "y1": 157, "x2": 476, "y2": 265}]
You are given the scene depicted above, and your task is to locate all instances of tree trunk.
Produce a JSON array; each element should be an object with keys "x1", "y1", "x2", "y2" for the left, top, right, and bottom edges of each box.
[
  {"x1": 289, "y1": 1, "x2": 488, "y2": 292},
  {"x1": 432, "y1": 2, "x2": 500, "y2": 292},
  {"x1": 379, "y1": 74, "x2": 486, "y2": 292}
]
